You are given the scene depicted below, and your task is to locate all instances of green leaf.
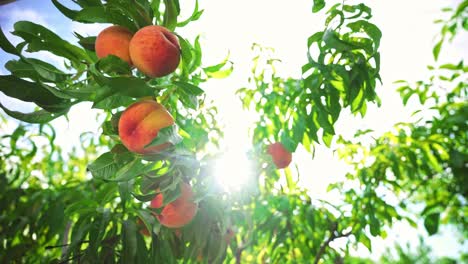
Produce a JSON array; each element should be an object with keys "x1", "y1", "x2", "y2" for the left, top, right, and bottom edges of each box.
[
  {"x1": 316, "y1": 111, "x2": 335, "y2": 135},
  {"x1": 119, "y1": 180, "x2": 133, "y2": 206},
  {"x1": 12, "y1": 21, "x2": 91, "y2": 64},
  {"x1": 88, "y1": 209, "x2": 111, "y2": 258},
  {"x1": 203, "y1": 52, "x2": 233, "y2": 79},
  {"x1": 51, "y1": 0, "x2": 79, "y2": 20},
  {"x1": 160, "y1": 183, "x2": 182, "y2": 206},
  {"x1": 369, "y1": 213, "x2": 380, "y2": 236},
  {"x1": 351, "y1": 88, "x2": 365, "y2": 112},
  {"x1": 74, "y1": 0, "x2": 103, "y2": 8},
  {"x1": 205, "y1": 66, "x2": 233, "y2": 78},
  {"x1": 114, "y1": 158, "x2": 150, "y2": 182},
  {"x1": 312, "y1": 0, "x2": 326, "y2": 13},
  {"x1": 122, "y1": 220, "x2": 138, "y2": 264},
  {"x1": 88, "y1": 152, "x2": 119, "y2": 179},
  {"x1": 322, "y1": 132, "x2": 333, "y2": 147},
  {"x1": 0, "y1": 26, "x2": 20, "y2": 56},
  {"x1": 307, "y1": 32, "x2": 324, "y2": 47},
  {"x1": 162, "y1": 0, "x2": 180, "y2": 30},
  {"x1": 65, "y1": 199, "x2": 98, "y2": 216},
  {"x1": 292, "y1": 115, "x2": 306, "y2": 144},
  {"x1": 173, "y1": 81, "x2": 204, "y2": 96},
  {"x1": 323, "y1": 29, "x2": 357, "y2": 52},
  {"x1": 177, "y1": 35, "x2": 193, "y2": 72},
  {"x1": 280, "y1": 132, "x2": 296, "y2": 153},
  {"x1": 95, "y1": 183, "x2": 118, "y2": 204},
  {"x1": 5, "y1": 60, "x2": 44, "y2": 81},
  {"x1": 347, "y1": 20, "x2": 382, "y2": 50},
  {"x1": 6, "y1": 58, "x2": 69, "y2": 83},
  {"x1": 132, "y1": 191, "x2": 157, "y2": 202},
  {"x1": 66, "y1": 216, "x2": 92, "y2": 259},
  {"x1": 74, "y1": 7, "x2": 137, "y2": 32},
  {"x1": 424, "y1": 213, "x2": 440, "y2": 235},
  {"x1": 96, "y1": 55, "x2": 132, "y2": 75},
  {"x1": 0, "y1": 102, "x2": 68, "y2": 123},
  {"x1": 0, "y1": 75, "x2": 70, "y2": 112},
  {"x1": 178, "y1": 91, "x2": 199, "y2": 109},
  {"x1": 433, "y1": 38, "x2": 443, "y2": 61},
  {"x1": 74, "y1": 32, "x2": 96, "y2": 51},
  {"x1": 108, "y1": 1, "x2": 152, "y2": 29},
  {"x1": 135, "y1": 209, "x2": 158, "y2": 236},
  {"x1": 177, "y1": 0, "x2": 203, "y2": 27},
  {"x1": 145, "y1": 125, "x2": 183, "y2": 149},
  {"x1": 92, "y1": 92, "x2": 134, "y2": 110},
  {"x1": 105, "y1": 77, "x2": 154, "y2": 98},
  {"x1": 191, "y1": 36, "x2": 202, "y2": 72},
  {"x1": 359, "y1": 233, "x2": 372, "y2": 251}
]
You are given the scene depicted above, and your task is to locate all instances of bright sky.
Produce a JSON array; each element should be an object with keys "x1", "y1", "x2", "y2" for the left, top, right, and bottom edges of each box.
[{"x1": 0, "y1": 0, "x2": 466, "y2": 260}]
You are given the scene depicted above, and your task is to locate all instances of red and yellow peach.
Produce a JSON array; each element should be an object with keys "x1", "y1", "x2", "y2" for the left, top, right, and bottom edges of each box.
[
  {"x1": 118, "y1": 100, "x2": 174, "y2": 154},
  {"x1": 95, "y1": 25, "x2": 133, "y2": 65},
  {"x1": 129, "y1": 25, "x2": 181, "y2": 77},
  {"x1": 150, "y1": 182, "x2": 198, "y2": 228}
]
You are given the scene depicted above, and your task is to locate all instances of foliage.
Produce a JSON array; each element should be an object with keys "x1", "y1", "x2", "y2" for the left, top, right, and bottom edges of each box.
[
  {"x1": 0, "y1": 123, "x2": 108, "y2": 262},
  {"x1": 345, "y1": 237, "x2": 461, "y2": 264},
  {"x1": 232, "y1": 0, "x2": 466, "y2": 262},
  {"x1": 237, "y1": 2, "x2": 381, "y2": 152},
  {"x1": 0, "y1": 0, "x2": 231, "y2": 262},
  {"x1": 0, "y1": 0, "x2": 466, "y2": 263}
]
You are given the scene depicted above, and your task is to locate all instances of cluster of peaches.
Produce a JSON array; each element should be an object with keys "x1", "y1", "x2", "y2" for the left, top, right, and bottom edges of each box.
[
  {"x1": 95, "y1": 24, "x2": 180, "y2": 77},
  {"x1": 96, "y1": 24, "x2": 198, "y2": 230},
  {"x1": 95, "y1": 24, "x2": 293, "y2": 232}
]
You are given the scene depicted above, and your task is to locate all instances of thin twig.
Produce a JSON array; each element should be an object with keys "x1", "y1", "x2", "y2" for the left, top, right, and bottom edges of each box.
[
  {"x1": 235, "y1": 239, "x2": 252, "y2": 264},
  {"x1": 58, "y1": 253, "x2": 83, "y2": 264},
  {"x1": 313, "y1": 223, "x2": 352, "y2": 264},
  {"x1": 45, "y1": 240, "x2": 90, "y2": 250},
  {"x1": 61, "y1": 221, "x2": 72, "y2": 258},
  {"x1": 235, "y1": 248, "x2": 242, "y2": 264}
]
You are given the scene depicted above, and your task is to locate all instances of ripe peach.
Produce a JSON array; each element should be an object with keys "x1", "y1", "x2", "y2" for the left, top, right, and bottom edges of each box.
[
  {"x1": 95, "y1": 25, "x2": 133, "y2": 65},
  {"x1": 129, "y1": 25, "x2": 181, "y2": 77},
  {"x1": 267, "y1": 142, "x2": 292, "y2": 169},
  {"x1": 150, "y1": 182, "x2": 198, "y2": 228},
  {"x1": 118, "y1": 100, "x2": 174, "y2": 154},
  {"x1": 150, "y1": 189, "x2": 164, "y2": 208}
]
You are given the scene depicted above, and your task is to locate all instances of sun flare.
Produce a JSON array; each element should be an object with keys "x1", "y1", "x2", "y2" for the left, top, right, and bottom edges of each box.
[{"x1": 212, "y1": 148, "x2": 254, "y2": 192}]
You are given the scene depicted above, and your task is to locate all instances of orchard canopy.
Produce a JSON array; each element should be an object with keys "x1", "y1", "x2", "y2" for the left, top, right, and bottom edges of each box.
[{"x1": 0, "y1": 0, "x2": 467, "y2": 263}]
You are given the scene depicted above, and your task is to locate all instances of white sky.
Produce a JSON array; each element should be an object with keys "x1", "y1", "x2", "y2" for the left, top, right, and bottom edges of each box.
[{"x1": 0, "y1": 0, "x2": 466, "y2": 260}]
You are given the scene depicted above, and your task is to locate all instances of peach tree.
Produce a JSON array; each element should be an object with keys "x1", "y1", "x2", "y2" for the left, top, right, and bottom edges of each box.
[{"x1": 0, "y1": 0, "x2": 466, "y2": 263}]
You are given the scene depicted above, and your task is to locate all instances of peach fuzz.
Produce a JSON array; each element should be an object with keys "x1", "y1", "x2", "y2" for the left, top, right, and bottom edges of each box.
[
  {"x1": 118, "y1": 100, "x2": 174, "y2": 154},
  {"x1": 150, "y1": 182, "x2": 198, "y2": 228},
  {"x1": 129, "y1": 25, "x2": 181, "y2": 77},
  {"x1": 95, "y1": 25, "x2": 133, "y2": 65},
  {"x1": 267, "y1": 142, "x2": 292, "y2": 169}
]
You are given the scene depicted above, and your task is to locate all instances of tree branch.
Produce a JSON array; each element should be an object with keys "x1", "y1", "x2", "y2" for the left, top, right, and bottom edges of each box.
[
  {"x1": 286, "y1": 220, "x2": 297, "y2": 259},
  {"x1": 61, "y1": 221, "x2": 72, "y2": 259},
  {"x1": 313, "y1": 223, "x2": 352, "y2": 264}
]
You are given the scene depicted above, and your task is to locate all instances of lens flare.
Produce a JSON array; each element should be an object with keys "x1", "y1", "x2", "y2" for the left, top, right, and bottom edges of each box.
[{"x1": 212, "y1": 148, "x2": 253, "y2": 192}]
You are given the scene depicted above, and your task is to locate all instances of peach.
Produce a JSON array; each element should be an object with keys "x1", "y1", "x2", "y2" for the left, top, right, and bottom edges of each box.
[
  {"x1": 267, "y1": 142, "x2": 292, "y2": 169},
  {"x1": 118, "y1": 100, "x2": 174, "y2": 154},
  {"x1": 95, "y1": 25, "x2": 133, "y2": 65},
  {"x1": 150, "y1": 188, "x2": 163, "y2": 208},
  {"x1": 129, "y1": 25, "x2": 181, "y2": 77},
  {"x1": 150, "y1": 182, "x2": 198, "y2": 228}
]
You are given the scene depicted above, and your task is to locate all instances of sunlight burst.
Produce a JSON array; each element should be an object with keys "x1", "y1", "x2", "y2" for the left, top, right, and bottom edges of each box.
[{"x1": 212, "y1": 148, "x2": 254, "y2": 192}]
